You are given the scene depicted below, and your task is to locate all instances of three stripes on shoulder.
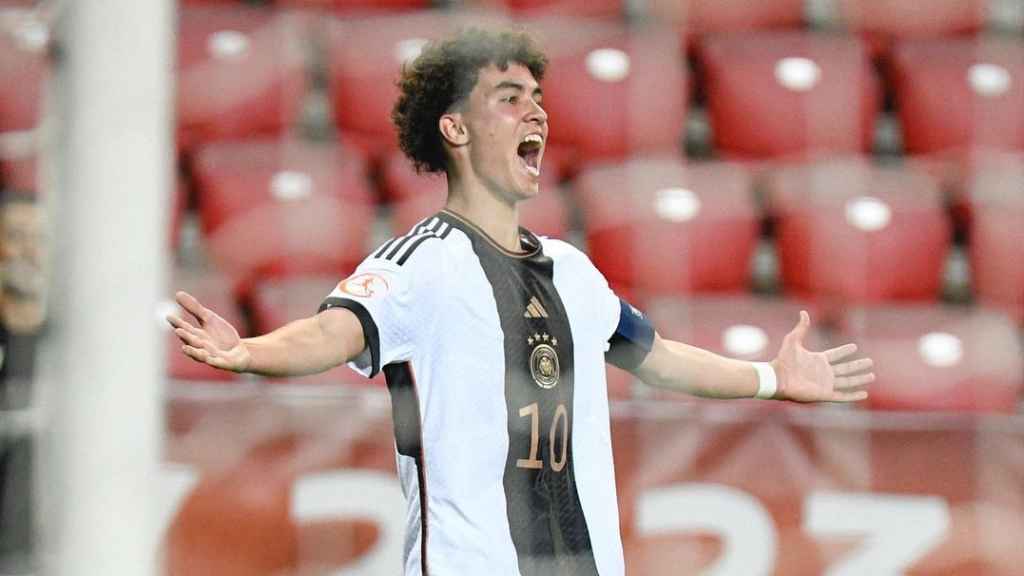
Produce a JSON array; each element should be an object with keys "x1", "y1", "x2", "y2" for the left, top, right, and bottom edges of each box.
[{"x1": 372, "y1": 216, "x2": 453, "y2": 266}]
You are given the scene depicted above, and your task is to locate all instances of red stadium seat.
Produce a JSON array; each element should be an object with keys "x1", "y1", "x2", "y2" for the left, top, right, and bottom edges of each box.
[
  {"x1": 192, "y1": 138, "x2": 375, "y2": 293},
  {"x1": 326, "y1": 11, "x2": 508, "y2": 159},
  {"x1": 0, "y1": 152, "x2": 35, "y2": 193},
  {"x1": 699, "y1": 31, "x2": 880, "y2": 160},
  {"x1": 890, "y1": 37, "x2": 1024, "y2": 155},
  {"x1": 530, "y1": 18, "x2": 687, "y2": 164},
  {"x1": 966, "y1": 163, "x2": 1024, "y2": 323},
  {"x1": 766, "y1": 158, "x2": 951, "y2": 304},
  {"x1": 381, "y1": 151, "x2": 569, "y2": 238},
  {"x1": 277, "y1": 0, "x2": 433, "y2": 11},
  {"x1": 165, "y1": 271, "x2": 246, "y2": 382},
  {"x1": 838, "y1": 0, "x2": 986, "y2": 57},
  {"x1": 470, "y1": 0, "x2": 622, "y2": 18},
  {"x1": 177, "y1": 7, "x2": 308, "y2": 150},
  {"x1": 575, "y1": 156, "x2": 758, "y2": 297},
  {"x1": 249, "y1": 276, "x2": 386, "y2": 387},
  {"x1": 835, "y1": 305, "x2": 1023, "y2": 412},
  {"x1": 649, "y1": 0, "x2": 803, "y2": 47},
  {"x1": 0, "y1": 12, "x2": 47, "y2": 133}
]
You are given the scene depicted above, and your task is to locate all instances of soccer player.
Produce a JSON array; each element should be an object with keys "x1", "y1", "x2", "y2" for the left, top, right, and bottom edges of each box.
[{"x1": 168, "y1": 28, "x2": 875, "y2": 576}]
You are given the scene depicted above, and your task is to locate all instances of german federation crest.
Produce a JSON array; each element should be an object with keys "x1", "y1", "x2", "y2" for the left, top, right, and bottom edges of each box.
[{"x1": 528, "y1": 332, "x2": 559, "y2": 389}]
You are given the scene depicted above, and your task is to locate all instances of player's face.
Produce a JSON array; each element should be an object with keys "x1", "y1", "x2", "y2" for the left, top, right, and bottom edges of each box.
[{"x1": 460, "y1": 63, "x2": 548, "y2": 201}]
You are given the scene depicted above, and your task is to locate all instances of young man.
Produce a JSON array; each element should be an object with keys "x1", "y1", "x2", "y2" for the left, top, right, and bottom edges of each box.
[{"x1": 169, "y1": 29, "x2": 874, "y2": 576}]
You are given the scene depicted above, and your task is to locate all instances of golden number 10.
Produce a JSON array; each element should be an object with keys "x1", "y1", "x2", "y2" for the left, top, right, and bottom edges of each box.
[{"x1": 516, "y1": 402, "x2": 569, "y2": 472}]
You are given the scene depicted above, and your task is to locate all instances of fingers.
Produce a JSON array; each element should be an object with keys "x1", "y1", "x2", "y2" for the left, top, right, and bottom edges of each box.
[
  {"x1": 835, "y1": 373, "x2": 876, "y2": 389},
  {"x1": 166, "y1": 314, "x2": 201, "y2": 335},
  {"x1": 784, "y1": 310, "x2": 812, "y2": 346},
  {"x1": 175, "y1": 290, "x2": 210, "y2": 325},
  {"x1": 833, "y1": 357, "x2": 873, "y2": 376},
  {"x1": 174, "y1": 327, "x2": 206, "y2": 350},
  {"x1": 828, "y1": 389, "x2": 869, "y2": 403},
  {"x1": 824, "y1": 343, "x2": 858, "y2": 363},
  {"x1": 181, "y1": 344, "x2": 209, "y2": 363}
]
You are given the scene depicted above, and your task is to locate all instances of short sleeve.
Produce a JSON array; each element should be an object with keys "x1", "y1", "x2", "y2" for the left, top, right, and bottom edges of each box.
[{"x1": 319, "y1": 238, "x2": 444, "y2": 378}]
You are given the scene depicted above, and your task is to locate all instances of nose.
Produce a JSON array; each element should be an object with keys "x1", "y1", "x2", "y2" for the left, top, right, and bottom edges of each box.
[{"x1": 526, "y1": 98, "x2": 547, "y2": 126}]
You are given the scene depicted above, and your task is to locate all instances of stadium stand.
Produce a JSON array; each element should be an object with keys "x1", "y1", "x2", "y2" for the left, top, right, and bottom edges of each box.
[
  {"x1": 528, "y1": 17, "x2": 687, "y2": 164},
  {"x1": 191, "y1": 138, "x2": 375, "y2": 294},
  {"x1": 766, "y1": 158, "x2": 951, "y2": 305},
  {"x1": 837, "y1": 0, "x2": 987, "y2": 58},
  {"x1": 890, "y1": 36, "x2": 1024, "y2": 155},
  {"x1": 177, "y1": 6, "x2": 309, "y2": 150},
  {"x1": 699, "y1": 31, "x2": 880, "y2": 159},
  {"x1": 278, "y1": 0, "x2": 430, "y2": 11},
  {"x1": 0, "y1": 12, "x2": 46, "y2": 133},
  {"x1": 966, "y1": 161, "x2": 1024, "y2": 324},
  {"x1": 474, "y1": 0, "x2": 623, "y2": 19},
  {"x1": 650, "y1": 0, "x2": 804, "y2": 48},
  {"x1": 574, "y1": 156, "x2": 758, "y2": 297},
  {"x1": 835, "y1": 304, "x2": 1023, "y2": 412},
  {"x1": 326, "y1": 11, "x2": 508, "y2": 160}
]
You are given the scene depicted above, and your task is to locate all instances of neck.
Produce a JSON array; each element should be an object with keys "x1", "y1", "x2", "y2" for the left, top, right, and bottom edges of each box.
[{"x1": 444, "y1": 169, "x2": 522, "y2": 252}]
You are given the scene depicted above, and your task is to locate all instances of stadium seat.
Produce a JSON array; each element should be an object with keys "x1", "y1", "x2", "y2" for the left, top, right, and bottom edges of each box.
[
  {"x1": 472, "y1": 0, "x2": 623, "y2": 18},
  {"x1": 192, "y1": 138, "x2": 375, "y2": 293},
  {"x1": 766, "y1": 158, "x2": 951, "y2": 304},
  {"x1": 838, "y1": 0, "x2": 986, "y2": 57},
  {"x1": 529, "y1": 17, "x2": 687, "y2": 163},
  {"x1": 0, "y1": 11, "x2": 47, "y2": 133},
  {"x1": 966, "y1": 163, "x2": 1024, "y2": 323},
  {"x1": 249, "y1": 276, "x2": 386, "y2": 387},
  {"x1": 890, "y1": 37, "x2": 1024, "y2": 155},
  {"x1": 381, "y1": 151, "x2": 569, "y2": 238},
  {"x1": 574, "y1": 156, "x2": 758, "y2": 296},
  {"x1": 177, "y1": 7, "x2": 308, "y2": 150},
  {"x1": 649, "y1": 0, "x2": 804, "y2": 47},
  {"x1": 0, "y1": 153, "x2": 35, "y2": 193},
  {"x1": 277, "y1": 0, "x2": 429, "y2": 10},
  {"x1": 699, "y1": 31, "x2": 880, "y2": 159},
  {"x1": 326, "y1": 11, "x2": 508, "y2": 159},
  {"x1": 165, "y1": 271, "x2": 245, "y2": 382},
  {"x1": 835, "y1": 304, "x2": 1023, "y2": 412}
]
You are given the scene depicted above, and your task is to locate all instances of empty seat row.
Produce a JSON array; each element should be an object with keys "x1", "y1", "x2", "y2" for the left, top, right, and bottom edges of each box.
[{"x1": 2, "y1": 8, "x2": 1017, "y2": 168}]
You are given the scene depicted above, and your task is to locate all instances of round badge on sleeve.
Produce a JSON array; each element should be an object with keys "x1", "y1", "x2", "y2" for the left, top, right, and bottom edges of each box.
[{"x1": 338, "y1": 273, "x2": 390, "y2": 299}]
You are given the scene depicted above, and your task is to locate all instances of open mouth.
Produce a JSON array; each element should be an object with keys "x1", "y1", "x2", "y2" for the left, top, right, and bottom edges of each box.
[{"x1": 517, "y1": 134, "x2": 543, "y2": 178}]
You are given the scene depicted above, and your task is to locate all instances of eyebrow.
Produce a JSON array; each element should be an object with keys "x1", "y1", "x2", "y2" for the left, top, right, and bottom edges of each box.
[{"x1": 493, "y1": 81, "x2": 543, "y2": 98}]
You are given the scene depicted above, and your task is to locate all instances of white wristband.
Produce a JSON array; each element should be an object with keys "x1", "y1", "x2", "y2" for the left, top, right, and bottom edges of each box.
[{"x1": 752, "y1": 362, "x2": 777, "y2": 399}]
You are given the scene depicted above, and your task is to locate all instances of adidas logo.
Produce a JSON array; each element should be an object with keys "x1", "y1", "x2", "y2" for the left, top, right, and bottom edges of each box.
[{"x1": 523, "y1": 296, "x2": 549, "y2": 319}]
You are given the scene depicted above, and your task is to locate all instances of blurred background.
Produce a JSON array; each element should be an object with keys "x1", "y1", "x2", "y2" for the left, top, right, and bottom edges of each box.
[{"x1": 2, "y1": 0, "x2": 1024, "y2": 574}]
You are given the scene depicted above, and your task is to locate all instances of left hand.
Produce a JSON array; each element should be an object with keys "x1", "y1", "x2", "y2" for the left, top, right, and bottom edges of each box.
[{"x1": 772, "y1": 311, "x2": 874, "y2": 402}]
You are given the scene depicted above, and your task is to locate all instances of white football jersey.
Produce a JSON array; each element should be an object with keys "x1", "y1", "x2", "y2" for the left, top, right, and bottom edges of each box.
[{"x1": 320, "y1": 210, "x2": 651, "y2": 576}]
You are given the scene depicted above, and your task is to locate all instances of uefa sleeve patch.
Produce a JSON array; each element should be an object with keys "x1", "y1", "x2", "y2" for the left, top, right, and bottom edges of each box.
[{"x1": 338, "y1": 272, "x2": 390, "y2": 299}]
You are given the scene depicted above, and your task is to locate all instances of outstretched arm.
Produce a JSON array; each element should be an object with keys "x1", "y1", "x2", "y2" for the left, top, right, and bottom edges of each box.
[
  {"x1": 167, "y1": 290, "x2": 365, "y2": 378},
  {"x1": 634, "y1": 311, "x2": 875, "y2": 402}
]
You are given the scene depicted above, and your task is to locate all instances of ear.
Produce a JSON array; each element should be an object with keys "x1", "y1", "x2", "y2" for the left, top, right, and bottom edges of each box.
[{"x1": 439, "y1": 113, "x2": 469, "y2": 147}]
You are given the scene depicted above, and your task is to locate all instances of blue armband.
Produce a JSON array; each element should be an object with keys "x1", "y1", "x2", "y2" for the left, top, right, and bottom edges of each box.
[{"x1": 605, "y1": 299, "x2": 655, "y2": 371}]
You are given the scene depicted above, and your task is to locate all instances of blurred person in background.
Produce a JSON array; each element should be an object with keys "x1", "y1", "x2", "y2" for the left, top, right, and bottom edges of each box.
[
  {"x1": 168, "y1": 28, "x2": 875, "y2": 576},
  {"x1": 0, "y1": 190, "x2": 46, "y2": 574}
]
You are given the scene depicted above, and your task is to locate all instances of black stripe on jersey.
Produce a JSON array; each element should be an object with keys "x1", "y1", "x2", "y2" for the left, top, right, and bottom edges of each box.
[
  {"x1": 437, "y1": 211, "x2": 599, "y2": 575},
  {"x1": 371, "y1": 218, "x2": 447, "y2": 266},
  {"x1": 318, "y1": 297, "x2": 381, "y2": 377},
  {"x1": 384, "y1": 362, "x2": 429, "y2": 576}
]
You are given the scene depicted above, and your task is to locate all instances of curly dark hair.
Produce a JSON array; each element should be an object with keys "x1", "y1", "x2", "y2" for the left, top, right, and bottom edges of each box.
[{"x1": 391, "y1": 28, "x2": 548, "y2": 174}]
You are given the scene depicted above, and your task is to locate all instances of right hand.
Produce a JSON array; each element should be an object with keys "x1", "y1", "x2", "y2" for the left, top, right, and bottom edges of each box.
[{"x1": 167, "y1": 290, "x2": 251, "y2": 373}]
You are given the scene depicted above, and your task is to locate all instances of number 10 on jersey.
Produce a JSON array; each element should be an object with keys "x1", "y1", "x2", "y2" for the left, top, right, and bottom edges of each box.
[{"x1": 516, "y1": 402, "x2": 569, "y2": 472}]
